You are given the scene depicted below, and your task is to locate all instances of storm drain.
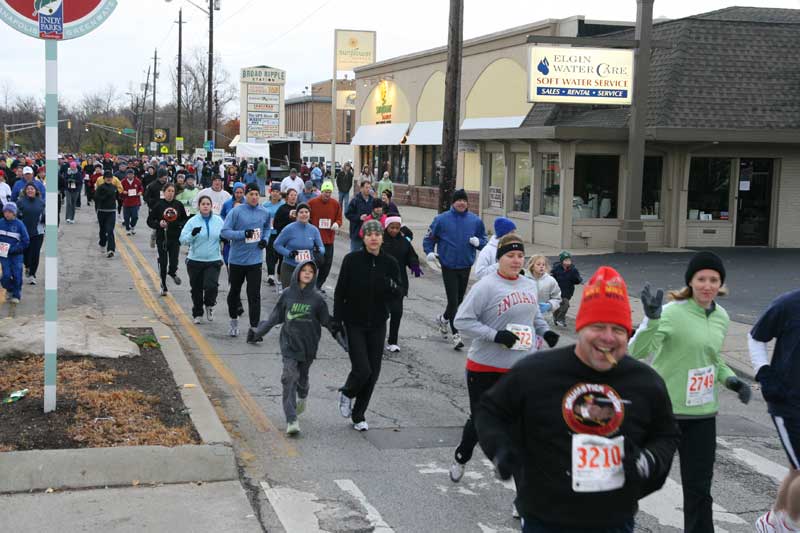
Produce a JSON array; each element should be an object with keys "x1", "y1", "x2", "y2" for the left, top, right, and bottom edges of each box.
[{"x1": 364, "y1": 427, "x2": 463, "y2": 450}]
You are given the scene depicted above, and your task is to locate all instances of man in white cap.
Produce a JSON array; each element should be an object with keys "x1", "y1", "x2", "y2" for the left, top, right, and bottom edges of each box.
[{"x1": 11, "y1": 166, "x2": 46, "y2": 202}]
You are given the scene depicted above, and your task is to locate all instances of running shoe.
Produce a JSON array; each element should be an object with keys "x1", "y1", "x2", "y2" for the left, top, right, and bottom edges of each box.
[
  {"x1": 28, "y1": 276, "x2": 36, "y2": 285},
  {"x1": 131, "y1": 229, "x2": 136, "y2": 235},
  {"x1": 126, "y1": 230, "x2": 131, "y2": 235},
  {"x1": 452, "y1": 333, "x2": 464, "y2": 350},
  {"x1": 296, "y1": 397, "x2": 307, "y2": 415},
  {"x1": 267, "y1": 275, "x2": 275, "y2": 287},
  {"x1": 246, "y1": 328, "x2": 263, "y2": 344},
  {"x1": 338, "y1": 391, "x2": 352, "y2": 418},
  {"x1": 449, "y1": 461, "x2": 465, "y2": 483},
  {"x1": 353, "y1": 421, "x2": 369, "y2": 431},
  {"x1": 436, "y1": 314, "x2": 449, "y2": 337},
  {"x1": 386, "y1": 344, "x2": 400, "y2": 353},
  {"x1": 107, "y1": 251, "x2": 114, "y2": 258},
  {"x1": 229, "y1": 319, "x2": 239, "y2": 337},
  {"x1": 170, "y1": 274, "x2": 181, "y2": 286},
  {"x1": 205, "y1": 306, "x2": 214, "y2": 322},
  {"x1": 286, "y1": 421, "x2": 300, "y2": 436},
  {"x1": 756, "y1": 511, "x2": 799, "y2": 533},
  {"x1": 192, "y1": 316, "x2": 202, "y2": 324},
  {"x1": 160, "y1": 284, "x2": 168, "y2": 296},
  {"x1": 9, "y1": 297, "x2": 20, "y2": 304}
]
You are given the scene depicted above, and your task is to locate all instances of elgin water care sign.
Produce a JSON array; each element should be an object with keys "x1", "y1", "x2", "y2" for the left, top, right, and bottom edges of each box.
[{"x1": 528, "y1": 46, "x2": 634, "y2": 106}]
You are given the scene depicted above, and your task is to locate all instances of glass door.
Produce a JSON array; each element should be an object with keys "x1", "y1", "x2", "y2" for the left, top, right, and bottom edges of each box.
[{"x1": 736, "y1": 159, "x2": 773, "y2": 246}]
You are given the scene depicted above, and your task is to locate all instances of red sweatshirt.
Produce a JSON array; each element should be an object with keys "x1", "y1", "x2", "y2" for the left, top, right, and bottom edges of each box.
[
  {"x1": 307, "y1": 195, "x2": 342, "y2": 245},
  {"x1": 120, "y1": 177, "x2": 143, "y2": 207}
]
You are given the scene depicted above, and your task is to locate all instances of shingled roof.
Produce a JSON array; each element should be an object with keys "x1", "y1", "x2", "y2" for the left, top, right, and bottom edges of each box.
[{"x1": 520, "y1": 7, "x2": 800, "y2": 133}]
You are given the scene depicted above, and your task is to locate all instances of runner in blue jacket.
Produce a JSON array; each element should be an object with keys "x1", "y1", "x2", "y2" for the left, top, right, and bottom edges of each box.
[
  {"x1": 0, "y1": 202, "x2": 30, "y2": 303},
  {"x1": 422, "y1": 189, "x2": 487, "y2": 350},
  {"x1": 220, "y1": 183, "x2": 271, "y2": 337},
  {"x1": 179, "y1": 195, "x2": 225, "y2": 323}
]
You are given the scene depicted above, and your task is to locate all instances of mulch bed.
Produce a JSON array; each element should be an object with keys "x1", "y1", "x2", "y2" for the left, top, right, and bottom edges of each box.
[{"x1": 0, "y1": 328, "x2": 200, "y2": 452}]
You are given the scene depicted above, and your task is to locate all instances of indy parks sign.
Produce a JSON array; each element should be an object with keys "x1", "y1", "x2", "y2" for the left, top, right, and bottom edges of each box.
[{"x1": 0, "y1": 0, "x2": 117, "y2": 413}]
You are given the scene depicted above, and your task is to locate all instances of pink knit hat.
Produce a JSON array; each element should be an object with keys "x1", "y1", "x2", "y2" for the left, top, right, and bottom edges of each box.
[{"x1": 384, "y1": 216, "x2": 402, "y2": 228}]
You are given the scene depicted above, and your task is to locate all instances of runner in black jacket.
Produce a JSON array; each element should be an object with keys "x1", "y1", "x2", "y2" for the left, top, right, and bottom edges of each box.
[
  {"x1": 333, "y1": 219, "x2": 401, "y2": 431},
  {"x1": 380, "y1": 215, "x2": 422, "y2": 353},
  {"x1": 476, "y1": 266, "x2": 679, "y2": 532},
  {"x1": 147, "y1": 182, "x2": 188, "y2": 295}
]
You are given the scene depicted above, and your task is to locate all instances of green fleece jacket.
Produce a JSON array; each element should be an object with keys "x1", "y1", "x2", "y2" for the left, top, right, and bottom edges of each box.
[{"x1": 628, "y1": 298, "x2": 733, "y2": 417}]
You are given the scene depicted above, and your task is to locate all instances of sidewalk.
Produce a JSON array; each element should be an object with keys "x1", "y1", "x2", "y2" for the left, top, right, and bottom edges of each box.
[{"x1": 344, "y1": 204, "x2": 761, "y2": 380}]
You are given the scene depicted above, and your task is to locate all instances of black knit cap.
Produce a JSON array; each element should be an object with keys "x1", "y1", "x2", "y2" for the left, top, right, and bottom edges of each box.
[
  {"x1": 685, "y1": 251, "x2": 726, "y2": 286},
  {"x1": 245, "y1": 182, "x2": 260, "y2": 194},
  {"x1": 452, "y1": 189, "x2": 468, "y2": 203}
]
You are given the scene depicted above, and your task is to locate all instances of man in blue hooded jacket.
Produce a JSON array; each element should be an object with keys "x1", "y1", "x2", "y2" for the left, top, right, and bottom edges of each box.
[{"x1": 423, "y1": 189, "x2": 487, "y2": 350}]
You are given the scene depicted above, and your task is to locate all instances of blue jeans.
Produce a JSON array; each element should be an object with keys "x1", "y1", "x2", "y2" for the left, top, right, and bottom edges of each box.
[
  {"x1": 522, "y1": 517, "x2": 634, "y2": 533},
  {"x1": 0, "y1": 254, "x2": 23, "y2": 299},
  {"x1": 123, "y1": 205, "x2": 140, "y2": 230},
  {"x1": 338, "y1": 191, "x2": 349, "y2": 207}
]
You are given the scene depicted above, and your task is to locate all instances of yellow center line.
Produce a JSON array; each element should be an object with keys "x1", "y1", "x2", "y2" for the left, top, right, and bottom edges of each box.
[{"x1": 115, "y1": 229, "x2": 298, "y2": 458}]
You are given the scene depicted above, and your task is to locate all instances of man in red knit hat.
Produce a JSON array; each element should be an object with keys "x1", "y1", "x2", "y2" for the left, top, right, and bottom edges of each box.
[{"x1": 475, "y1": 266, "x2": 680, "y2": 532}]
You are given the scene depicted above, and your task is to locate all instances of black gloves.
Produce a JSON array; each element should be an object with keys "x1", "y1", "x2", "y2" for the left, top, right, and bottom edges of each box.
[
  {"x1": 244, "y1": 229, "x2": 255, "y2": 239},
  {"x1": 290, "y1": 250, "x2": 299, "y2": 258},
  {"x1": 543, "y1": 330, "x2": 560, "y2": 348},
  {"x1": 385, "y1": 277, "x2": 399, "y2": 293},
  {"x1": 493, "y1": 447, "x2": 517, "y2": 481},
  {"x1": 328, "y1": 319, "x2": 344, "y2": 337},
  {"x1": 191, "y1": 227, "x2": 201, "y2": 236},
  {"x1": 756, "y1": 365, "x2": 784, "y2": 403},
  {"x1": 494, "y1": 330, "x2": 519, "y2": 349},
  {"x1": 623, "y1": 440, "x2": 657, "y2": 483},
  {"x1": 641, "y1": 283, "x2": 664, "y2": 320},
  {"x1": 725, "y1": 376, "x2": 752, "y2": 404},
  {"x1": 258, "y1": 240, "x2": 267, "y2": 249}
]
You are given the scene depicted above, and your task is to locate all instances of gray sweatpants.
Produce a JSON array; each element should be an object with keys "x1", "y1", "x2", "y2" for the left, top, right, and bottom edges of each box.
[
  {"x1": 553, "y1": 296, "x2": 571, "y2": 323},
  {"x1": 282, "y1": 357, "x2": 311, "y2": 423}
]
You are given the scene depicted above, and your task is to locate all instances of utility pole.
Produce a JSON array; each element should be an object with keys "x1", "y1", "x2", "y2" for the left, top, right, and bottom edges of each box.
[
  {"x1": 206, "y1": 0, "x2": 214, "y2": 161},
  {"x1": 214, "y1": 89, "x2": 219, "y2": 146},
  {"x1": 139, "y1": 66, "x2": 151, "y2": 154},
  {"x1": 176, "y1": 8, "x2": 185, "y2": 162},
  {"x1": 438, "y1": 0, "x2": 464, "y2": 213},
  {"x1": 152, "y1": 49, "x2": 158, "y2": 154}
]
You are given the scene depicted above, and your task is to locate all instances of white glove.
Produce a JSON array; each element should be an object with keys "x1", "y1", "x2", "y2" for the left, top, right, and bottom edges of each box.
[
  {"x1": 331, "y1": 222, "x2": 339, "y2": 231},
  {"x1": 469, "y1": 236, "x2": 480, "y2": 247},
  {"x1": 426, "y1": 252, "x2": 438, "y2": 264}
]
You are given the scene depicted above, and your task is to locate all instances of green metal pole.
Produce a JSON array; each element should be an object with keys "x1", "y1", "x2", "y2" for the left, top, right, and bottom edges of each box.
[{"x1": 44, "y1": 39, "x2": 58, "y2": 412}]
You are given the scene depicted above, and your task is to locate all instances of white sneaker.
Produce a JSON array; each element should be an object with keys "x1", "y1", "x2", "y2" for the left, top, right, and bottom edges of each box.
[
  {"x1": 449, "y1": 461, "x2": 465, "y2": 482},
  {"x1": 338, "y1": 391, "x2": 352, "y2": 418},
  {"x1": 28, "y1": 276, "x2": 36, "y2": 285},
  {"x1": 286, "y1": 420, "x2": 300, "y2": 436},
  {"x1": 512, "y1": 503, "x2": 520, "y2": 519},
  {"x1": 296, "y1": 397, "x2": 307, "y2": 415},
  {"x1": 386, "y1": 344, "x2": 400, "y2": 353},
  {"x1": 436, "y1": 314, "x2": 449, "y2": 337},
  {"x1": 9, "y1": 297, "x2": 20, "y2": 304},
  {"x1": 205, "y1": 306, "x2": 214, "y2": 322},
  {"x1": 229, "y1": 318, "x2": 239, "y2": 337},
  {"x1": 131, "y1": 229, "x2": 136, "y2": 235},
  {"x1": 192, "y1": 316, "x2": 202, "y2": 324},
  {"x1": 353, "y1": 421, "x2": 369, "y2": 431},
  {"x1": 756, "y1": 511, "x2": 800, "y2": 533},
  {"x1": 452, "y1": 333, "x2": 464, "y2": 350}
]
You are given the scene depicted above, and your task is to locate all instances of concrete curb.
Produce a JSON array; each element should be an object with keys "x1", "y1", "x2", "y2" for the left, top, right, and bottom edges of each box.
[{"x1": 0, "y1": 323, "x2": 238, "y2": 494}]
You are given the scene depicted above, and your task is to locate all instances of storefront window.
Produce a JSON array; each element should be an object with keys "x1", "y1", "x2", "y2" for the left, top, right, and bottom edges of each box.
[
  {"x1": 540, "y1": 153, "x2": 560, "y2": 217},
  {"x1": 488, "y1": 152, "x2": 504, "y2": 209},
  {"x1": 573, "y1": 155, "x2": 619, "y2": 221},
  {"x1": 362, "y1": 145, "x2": 409, "y2": 184},
  {"x1": 512, "y1": 154, "x2": 531, "y2": 212},
  {"x1": 421, "y1": 145, "x2": 441, "y2": 187},
  {"x1": 687, "y1": 157, "x2": 731, "y2": 220},
  {"x1": 641, "y1": 156, "x2": 663, "y2": 219}
]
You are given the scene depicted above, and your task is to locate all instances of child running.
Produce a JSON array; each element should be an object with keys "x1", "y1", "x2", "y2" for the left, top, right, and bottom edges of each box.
[
  {"x1": 0, "y1": 202, "x2": 30, "y2": 304},
  {"x1": 551, "y1": 250, "x2": 582, "y2": 327},
  {"x1": 526, "y1": 254, "x2": 562, "y2": 324},
  {"x1": 246, "y1": 260, "x2": 336, "y2": 436}
]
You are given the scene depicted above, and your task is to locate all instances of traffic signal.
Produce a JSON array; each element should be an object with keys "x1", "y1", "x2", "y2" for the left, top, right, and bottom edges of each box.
[{"x1": 67, "y1": 120, "x2": 72, "y2": 129}]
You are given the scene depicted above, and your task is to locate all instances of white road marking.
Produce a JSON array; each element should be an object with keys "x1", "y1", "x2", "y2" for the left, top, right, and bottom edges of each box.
[
  {"x1": 260, "y1": 481, "x2": 327, "y2": 533},
  {"x1": 335, "y1": 479, "x2": 395, "y2": 533},
  {"x1": 639, "y1": 478, "x2": 746, "y2": 532},
  {"x1": 717, "y1": 437, "x2": 790, "y2": 483},
  {"x1": 478, "y1": 523, "x2": 517, "y2": 533}
]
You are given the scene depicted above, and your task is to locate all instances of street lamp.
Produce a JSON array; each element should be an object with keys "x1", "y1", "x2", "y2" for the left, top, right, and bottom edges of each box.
[{"x1": 165, "y1": 0, "x2": 219, "y2": 161}]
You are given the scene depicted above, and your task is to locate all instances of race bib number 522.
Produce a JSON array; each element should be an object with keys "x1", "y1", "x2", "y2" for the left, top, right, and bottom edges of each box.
[{"x1": 571, "y1": 434, "x2": 625, "y2": 493}]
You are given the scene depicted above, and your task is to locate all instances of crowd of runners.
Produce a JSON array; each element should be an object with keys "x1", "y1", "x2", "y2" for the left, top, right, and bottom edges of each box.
[{"x1": 0, "y1": 150, "x2": 798, "y2": 533}]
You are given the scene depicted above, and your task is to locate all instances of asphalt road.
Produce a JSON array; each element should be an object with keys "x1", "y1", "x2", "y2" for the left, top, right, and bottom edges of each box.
[
  {"x1": 29, "y1": 207, "x2": 791, "y2": 533},
  {"x1": 562, "y1": 248, "x2": 800, "y2": 325}
]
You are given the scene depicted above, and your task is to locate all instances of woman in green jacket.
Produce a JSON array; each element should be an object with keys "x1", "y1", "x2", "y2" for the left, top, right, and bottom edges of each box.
[{"x1": 629, "y1": 251, "x2": 751, "y2": 533}]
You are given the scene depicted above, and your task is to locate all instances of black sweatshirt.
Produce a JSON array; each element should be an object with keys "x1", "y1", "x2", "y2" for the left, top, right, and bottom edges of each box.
[
  {"x1": 476, "y1": 346, "x2": 679, "y2": 528},
  {"x1": 381, "y1": 230, "x2": 420, "y2": 296},
  {"x1": 333, "y1": 248, "x2": 401, "y2": 328},
  {"x1": 147, "y1": 199, "x2": 188, "y2": 244}
]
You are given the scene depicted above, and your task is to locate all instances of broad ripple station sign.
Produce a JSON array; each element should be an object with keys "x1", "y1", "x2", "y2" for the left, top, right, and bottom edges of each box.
[
  {"x1": 0, "y1": 0, "x2": 117, "y2": 40},
  {"x1": 528, "y1": 46, "x2": 634, "y2": 106}
]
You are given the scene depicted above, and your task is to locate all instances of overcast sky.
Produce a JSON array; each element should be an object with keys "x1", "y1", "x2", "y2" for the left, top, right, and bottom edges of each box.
[{"x1": 1, "y1": 0, "x2": 797, "y2": 113}]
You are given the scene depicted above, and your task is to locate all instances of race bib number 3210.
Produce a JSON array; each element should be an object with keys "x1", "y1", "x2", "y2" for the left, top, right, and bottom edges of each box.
[{"x1": 571, "y1": 434, "x2": 625, "y2": 493}]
